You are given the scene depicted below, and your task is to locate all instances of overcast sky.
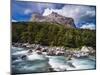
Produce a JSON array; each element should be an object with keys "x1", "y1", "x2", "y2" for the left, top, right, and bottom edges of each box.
[{"x1": 12, "y1": 0, "x2": 96, "y2": 29}]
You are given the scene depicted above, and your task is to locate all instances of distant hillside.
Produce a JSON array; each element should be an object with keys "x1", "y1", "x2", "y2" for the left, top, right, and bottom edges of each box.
[{"x1": 30, "y1": 12, "x2": 76, "y2": 28}]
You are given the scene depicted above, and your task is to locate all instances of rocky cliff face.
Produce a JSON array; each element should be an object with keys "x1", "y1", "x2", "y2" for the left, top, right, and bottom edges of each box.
[{"x1": 30, "y1": 12, "x2": 76, "y2": 28}]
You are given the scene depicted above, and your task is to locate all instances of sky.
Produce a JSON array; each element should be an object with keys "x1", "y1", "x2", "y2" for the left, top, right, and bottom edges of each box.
[{"x1": 12, "y1": 0, "x2": 96, "y2": 29}]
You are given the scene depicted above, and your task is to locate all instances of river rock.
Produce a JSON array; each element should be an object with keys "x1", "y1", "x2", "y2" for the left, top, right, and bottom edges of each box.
[
  {"x1": 21, "y1": 55, "x2": 27, "y2": 60},
  {"x1": 55, "y1": 51, "x2": 65, "y2": 56},
  {"x1": 81, "y1": 46, "x2": 90, "y2": 52}
]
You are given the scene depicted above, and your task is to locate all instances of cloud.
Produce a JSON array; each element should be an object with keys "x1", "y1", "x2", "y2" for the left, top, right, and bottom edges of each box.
[
  {"x1": 80, "y1": 23, "x2": 96, "y2": 30},
  {"x1": 12, "y1": 1, "x2": 96, "y2": 25},
  {"x1": 12, "y1": 19, "x2": 17, "y2": 22},
  {"x1": 43, "y1": 5, "x2": 96, "y2": 18},
  {"x1": 24, "y1": 9, "x2": 32, "y2": 15},
  {"x1": 84, "y1": 9, "x2": 95, "y2": 17},
  {"x1": 42, "y1": 5, "x2": 96, "y2": 26}
]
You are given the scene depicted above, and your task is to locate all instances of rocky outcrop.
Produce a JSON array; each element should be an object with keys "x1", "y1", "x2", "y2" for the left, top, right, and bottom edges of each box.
[{"x1": 30, "y1": 12, "x2": 76, "y2": 28}]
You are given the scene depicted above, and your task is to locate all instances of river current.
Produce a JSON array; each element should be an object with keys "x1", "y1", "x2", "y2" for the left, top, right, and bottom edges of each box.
[{"x1": 11, "y1": 47, "x2": 96, "y2": 74}]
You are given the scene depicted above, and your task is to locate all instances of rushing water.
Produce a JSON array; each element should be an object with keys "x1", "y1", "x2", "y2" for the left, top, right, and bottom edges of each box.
[{"x1": 11, "y1": 47, "x2": 96, "y2": 74}]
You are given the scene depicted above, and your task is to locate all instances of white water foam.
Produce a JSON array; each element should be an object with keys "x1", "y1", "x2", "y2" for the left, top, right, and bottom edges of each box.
[
  {"x1": 67, "y1": 58, "x2": 95, "y2": 70},
  {"x1": 27, "y1": 52, "x2": 48, "y2": 61},
  {"x1": 12, "y1": 50, "x2": 28, "y2": 55},
  {"x1": 48, "y1": 56, "x2": 69, "y2": 71},
  {"x1": 12, "y1": 47, "x2": 96, "y2": 73},
  {"x1": 48, "y1": 56, "x2": 95, "y2": 71}
]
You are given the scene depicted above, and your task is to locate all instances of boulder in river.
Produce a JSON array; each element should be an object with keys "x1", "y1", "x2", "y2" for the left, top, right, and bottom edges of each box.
[
  {"x1": 28, "y1": 49, "x2": 33, "y2": 53},
  {"x1": 67, "y1": 62, "x2": 75, "y2": 68},
  {"x1": 81, "y1": 46, "x2": 95, "y2": 55},
  {"x1": 36, "y1": 50, "x2": 42, "y2": 55},
  {"x1": 21, "y1": 55, "x2": 27, "y2": 60},
  {"x1": 81, "y1": 46, "x2": 90, "y2": 53},
  {"x1": 55, "y1": 51, "x2": 65, "y2": 56}
]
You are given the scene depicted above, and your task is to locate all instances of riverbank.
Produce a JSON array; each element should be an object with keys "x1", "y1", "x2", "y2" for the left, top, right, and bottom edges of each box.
[{"x1": 12, "y1": 43, "x2": 96, "y2": 59}]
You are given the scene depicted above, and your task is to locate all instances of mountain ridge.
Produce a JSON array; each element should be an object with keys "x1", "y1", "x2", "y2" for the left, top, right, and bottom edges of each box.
[{"x1": 30, "y1": 12, "x2": 76, "y2": 28}]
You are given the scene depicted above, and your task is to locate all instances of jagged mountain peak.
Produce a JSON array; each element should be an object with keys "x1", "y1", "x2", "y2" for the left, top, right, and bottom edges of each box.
[
  {"x1": 30, "y1": 12, "x2": 76, "y2": 28},
  {"x1": 48, "y1": 12, "x2": 59, "y2": 16}
]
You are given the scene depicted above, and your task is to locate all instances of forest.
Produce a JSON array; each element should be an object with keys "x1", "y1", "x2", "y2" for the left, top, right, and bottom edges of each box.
[{"x1": 12, "y1": 22, "x2": 96, "y2": 48}]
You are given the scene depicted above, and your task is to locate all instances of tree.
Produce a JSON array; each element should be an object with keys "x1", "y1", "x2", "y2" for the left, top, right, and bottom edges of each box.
[{"x1": 12, "y1": 22, "x2": 96, "y2": 48}]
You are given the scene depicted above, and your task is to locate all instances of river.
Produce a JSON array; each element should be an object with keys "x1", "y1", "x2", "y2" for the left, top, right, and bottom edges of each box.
[{"x1": 11, "y1": 47, "x2": 96, "y2": 74}]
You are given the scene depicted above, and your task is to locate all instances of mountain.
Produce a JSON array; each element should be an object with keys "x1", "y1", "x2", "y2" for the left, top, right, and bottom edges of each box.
[{"x1": 30, "y1": 12, "x2": 76, "y2": 28}]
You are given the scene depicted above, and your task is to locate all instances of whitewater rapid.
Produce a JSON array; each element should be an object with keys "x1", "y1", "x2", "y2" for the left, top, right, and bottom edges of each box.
[{"x1": 11, "y1": 47, "x2": 96, "y2": 74}]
